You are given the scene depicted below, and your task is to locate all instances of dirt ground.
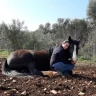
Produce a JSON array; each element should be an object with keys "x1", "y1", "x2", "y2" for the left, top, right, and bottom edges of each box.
[{"x1": 0, "y1": 58, "x2": 96, "y2": 96}]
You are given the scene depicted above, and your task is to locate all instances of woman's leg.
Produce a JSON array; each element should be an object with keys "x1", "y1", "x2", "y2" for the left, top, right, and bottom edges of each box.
[{"x1": 51, "y1": 62, "x2": 75, "y2": 75}]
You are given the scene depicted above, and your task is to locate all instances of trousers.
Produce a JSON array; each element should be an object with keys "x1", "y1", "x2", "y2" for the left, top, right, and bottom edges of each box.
[{"x1": 51, "y1": 62, "x2": 75, "y2": 75}]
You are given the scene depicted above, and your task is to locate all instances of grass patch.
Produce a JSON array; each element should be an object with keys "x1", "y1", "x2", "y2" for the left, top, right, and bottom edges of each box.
[
  {"x1": 78, "y1": 56, "x2": 96, "y2": 64},
  {"x1": 0, "y1": 50, "x2": 9, "y2": 58}
]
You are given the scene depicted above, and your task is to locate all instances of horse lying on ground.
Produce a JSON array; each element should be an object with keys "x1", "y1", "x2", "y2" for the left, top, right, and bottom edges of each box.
[{"x1": 2, "y1": 36, "x2": 80, "y2": 77}]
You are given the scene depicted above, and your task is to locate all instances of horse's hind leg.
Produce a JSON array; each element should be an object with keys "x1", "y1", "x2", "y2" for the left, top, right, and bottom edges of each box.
[{"x1": 28, "y1": 62, "x2": 43, "y2": 76}]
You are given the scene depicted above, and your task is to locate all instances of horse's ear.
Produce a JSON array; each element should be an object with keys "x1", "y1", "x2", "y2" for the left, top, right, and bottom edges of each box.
[{"x1": 68, "y1": 36, "x2": 72, "y2": 42}]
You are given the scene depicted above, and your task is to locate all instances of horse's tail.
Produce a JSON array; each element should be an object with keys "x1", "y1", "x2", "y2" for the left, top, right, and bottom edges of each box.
[{"x1": 2, "y1": 60, "x2": 31, "y2": 77}]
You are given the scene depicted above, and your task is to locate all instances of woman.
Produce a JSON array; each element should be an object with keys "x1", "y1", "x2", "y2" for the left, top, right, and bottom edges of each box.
[{"x1": 50, "y1": 40, "x2": 76, "y2": 77}]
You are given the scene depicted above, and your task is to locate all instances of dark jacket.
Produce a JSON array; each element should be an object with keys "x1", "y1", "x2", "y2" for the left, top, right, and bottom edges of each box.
[{"x1": 50, "y1": 45, "x2": 71, "y2": 66}]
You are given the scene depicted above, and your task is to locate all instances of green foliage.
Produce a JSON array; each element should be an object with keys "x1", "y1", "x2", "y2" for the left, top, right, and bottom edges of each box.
[
  {"x1": 87, "y1": 0, "x2": 96, "y2": 26},
  {"x1": 78, "y1": 56, "x2": 96, "y2": 64},
  {"x1": 0, "y1": 50, "x2": 9, "y2": 57},
  {"x1": 0, "y1": 19, "x2": 29, "y2": 51}
]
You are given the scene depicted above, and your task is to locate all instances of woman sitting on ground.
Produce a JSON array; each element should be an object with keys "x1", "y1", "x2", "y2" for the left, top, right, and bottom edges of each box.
[{"x1": 50, "y1": 40, "x2": 76, "y2": 77}]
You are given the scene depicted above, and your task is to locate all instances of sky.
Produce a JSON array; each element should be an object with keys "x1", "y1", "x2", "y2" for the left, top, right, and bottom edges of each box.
[{"x1": 0, "y1": 0, "x2": 89, "y2": 31}]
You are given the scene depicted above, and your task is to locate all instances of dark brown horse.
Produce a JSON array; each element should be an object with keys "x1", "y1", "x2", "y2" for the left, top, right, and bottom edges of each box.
[{"x1": 2, "y1": 36, "x2": 80, "y2": 77}]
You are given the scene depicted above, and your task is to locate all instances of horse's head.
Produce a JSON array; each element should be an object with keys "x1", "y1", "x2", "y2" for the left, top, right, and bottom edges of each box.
[{"x1": 68, "y1": 36, "x2": 80, "y2": 62}]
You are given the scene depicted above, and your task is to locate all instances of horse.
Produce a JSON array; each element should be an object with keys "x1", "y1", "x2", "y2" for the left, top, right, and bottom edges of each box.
[{"x1": 2, "y1": 36, "x2": 80, "y2": 77}]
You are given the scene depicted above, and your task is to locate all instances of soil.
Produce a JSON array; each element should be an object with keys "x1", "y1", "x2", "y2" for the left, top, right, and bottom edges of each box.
[{"x1": 0, "y1": 58, "x2": 96, "y2": 96}]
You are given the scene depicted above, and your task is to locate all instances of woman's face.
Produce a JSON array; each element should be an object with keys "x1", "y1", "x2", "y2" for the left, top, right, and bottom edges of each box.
[{"x1": 63, "y1": 42, "x2": 70, "y2": 50}]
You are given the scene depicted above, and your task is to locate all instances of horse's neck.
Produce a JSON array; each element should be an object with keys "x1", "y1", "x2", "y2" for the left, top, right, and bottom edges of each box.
[
  {"x1": 48, "y1": 45, "x2": 58, "y2": 58},
  {"x1": 48, "y1": 48, "x2": 54, "y2": 56}
]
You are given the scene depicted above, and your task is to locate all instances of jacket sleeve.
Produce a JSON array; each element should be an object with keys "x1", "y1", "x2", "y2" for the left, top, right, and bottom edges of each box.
[{"x1": 50, "y1": 52, "x2": 59, "y2": 65}]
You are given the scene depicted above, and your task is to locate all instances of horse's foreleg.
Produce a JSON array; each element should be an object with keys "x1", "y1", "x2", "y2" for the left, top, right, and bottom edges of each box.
[
  {"x1": 41, "y1": 71, "x2": 60, "y2": 77},
  {"x1": 27, "y1": 63, "x2": 59, "y2": 77}
]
